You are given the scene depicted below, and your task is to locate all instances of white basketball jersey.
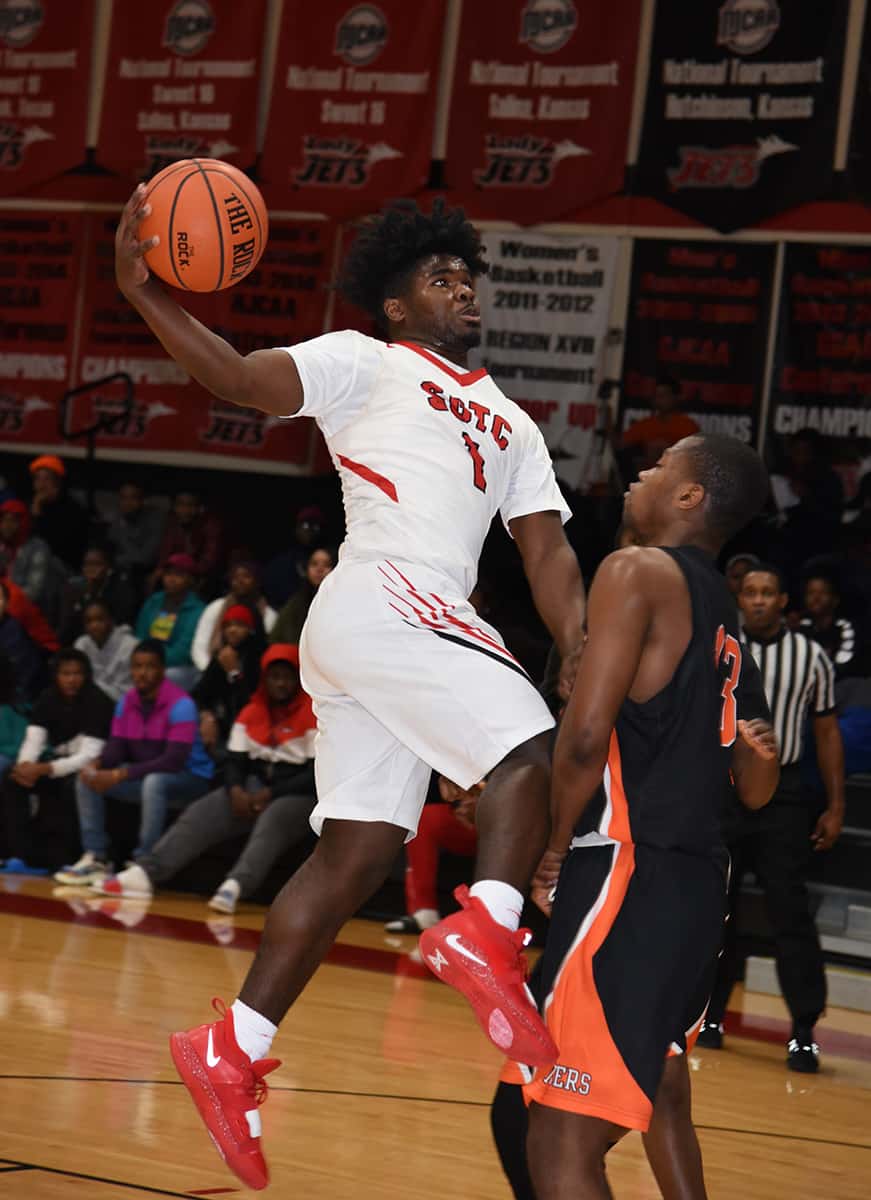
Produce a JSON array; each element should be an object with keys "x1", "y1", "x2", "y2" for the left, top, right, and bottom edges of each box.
[{"x1": 283, "y1": 330, "x2": 570, "y2": 595}]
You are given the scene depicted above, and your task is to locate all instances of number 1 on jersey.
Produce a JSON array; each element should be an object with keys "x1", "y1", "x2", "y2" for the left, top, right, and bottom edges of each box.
[
  {"x1": 715, "y1": 625, "x2": 741, "y2": 747},
  {"x1": 462, "y1": 432, "x2": 487, "y2": 493}
]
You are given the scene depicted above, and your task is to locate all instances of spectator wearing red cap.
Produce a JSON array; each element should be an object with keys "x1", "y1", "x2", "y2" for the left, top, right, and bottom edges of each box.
[
  {"x1": 191, "y1": 561, "x2": 276, "y2": 673},
  {"x1": 0, "y1": 498, "x2": 67, "y2": 624},
  {"x1": 28, "y1": 455, "x2": 89, "y2": 570},
  {"x1": 193, "y1": 603, "x2": 266, "y2": 750},
  {"x1": 135, "y1": 554, "x2": 204, "y2": 691},
  {"x1": 151, "y1": 490, "x2": 223, "y2": 594}
]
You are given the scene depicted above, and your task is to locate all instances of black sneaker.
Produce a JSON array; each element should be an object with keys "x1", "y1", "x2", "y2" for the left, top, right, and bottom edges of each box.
[
  {"x1": 695, "y1": 1020, "x2": 724, "y2": 1050},
  {"x1": 787, "y1": 1038, "x2": 820, "y2": 1073}
]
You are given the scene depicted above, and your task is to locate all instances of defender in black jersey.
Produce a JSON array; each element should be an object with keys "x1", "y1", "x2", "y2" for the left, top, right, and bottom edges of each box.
[{"x1": 524, "y1": 435, "x2": 779, "y2": 1200}]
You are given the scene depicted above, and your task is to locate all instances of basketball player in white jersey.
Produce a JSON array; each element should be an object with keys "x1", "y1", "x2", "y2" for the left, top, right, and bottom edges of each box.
[{"x1": 115, "y1": 190, "x2": 586, "y2": 1190}]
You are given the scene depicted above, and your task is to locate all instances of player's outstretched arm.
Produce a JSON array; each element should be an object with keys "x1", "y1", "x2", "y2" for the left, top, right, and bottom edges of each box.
[
  {"x1": 548, "y1": 551, "x2": 651, "y2": 855},
  {"x1": 115, "y1": 185, "x2": 304, "y2": 417},
  {"x1": 510, "y1": 511, "x2": 585, "y2": 697}
]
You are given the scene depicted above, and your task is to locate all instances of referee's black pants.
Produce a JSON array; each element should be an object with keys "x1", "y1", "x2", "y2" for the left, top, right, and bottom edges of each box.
[{"x1": 707, "y1": 767, "x2": 826, "y2": 1032}]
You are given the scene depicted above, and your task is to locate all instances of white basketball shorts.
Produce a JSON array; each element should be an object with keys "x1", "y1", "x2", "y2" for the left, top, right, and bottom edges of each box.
[{"x1": 299, "y1": 557, "x2": 555, "y2": 838}]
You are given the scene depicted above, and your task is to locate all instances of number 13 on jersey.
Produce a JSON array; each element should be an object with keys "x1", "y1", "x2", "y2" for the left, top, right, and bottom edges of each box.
[{"x1": 715, "y1": 625, "x2": 741, "y2": 747}]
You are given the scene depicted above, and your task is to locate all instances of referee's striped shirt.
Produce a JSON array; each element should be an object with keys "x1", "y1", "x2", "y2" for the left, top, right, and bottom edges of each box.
[{"x1": 741, "y1": 627, "x2": 836, "y2": 766}]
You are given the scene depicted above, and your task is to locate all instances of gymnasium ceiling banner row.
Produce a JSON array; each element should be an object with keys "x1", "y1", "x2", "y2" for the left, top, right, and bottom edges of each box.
[{"x1": 634, "y1": 0, "x2": 850, "y2": 232}]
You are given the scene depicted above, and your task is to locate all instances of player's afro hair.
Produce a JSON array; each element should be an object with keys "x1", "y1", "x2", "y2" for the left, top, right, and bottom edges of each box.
[
  {"x1": 338, "y1": 198, "x2": 489, "y2": 329},
  {"x1": 682, "y1": 434, "x2": 770, "y2": 541}
]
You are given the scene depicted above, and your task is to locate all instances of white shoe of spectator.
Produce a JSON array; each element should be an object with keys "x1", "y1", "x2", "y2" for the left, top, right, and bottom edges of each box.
[
  {"x1": 97, "y1": 863, "x2": 153, "y2": 898},
  {"x1": 53, "y1": 852, "x2": 112, "y2": 887},
  {"x1": 208, "y1": 878, "x2": 241, "y2": 914}
]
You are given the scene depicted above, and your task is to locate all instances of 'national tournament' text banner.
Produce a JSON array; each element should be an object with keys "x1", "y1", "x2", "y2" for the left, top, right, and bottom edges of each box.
[
  {"x1": 260, "y1": 1, "x2": 445, "y2": 217},
  {"x1": 97, "y1": 0, "x2": 265, "y2": 182},
  {"x1": 635, "y1": 0, "x2": 849, "y2": 232},
  {"x1": 0, "y1": 0, "x2": 93, "y2": 194},
  {"x1": 470, "y1": 231, "x2": 618, "y2": 491},
  {"x1": 769, "y1": 243, "x2": 871, "y2": 450},
  {"x1": 620, "y1": 238, "x2": 775, "y2": 445},
  {"x1": 445, "y1": 0, "x2": 640, "y2": 223}
]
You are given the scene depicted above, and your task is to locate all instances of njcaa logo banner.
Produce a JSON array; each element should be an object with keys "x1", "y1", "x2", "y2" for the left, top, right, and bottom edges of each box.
[
  {"x1": 635, "y1": 0, "x2": 849, "y2": 232},
  {"x1": 445, "y1": 0, "x2": 641, "y2": 223},
  {"x1": 261, "y1": 0, "x2": 443, "y2": 217}
]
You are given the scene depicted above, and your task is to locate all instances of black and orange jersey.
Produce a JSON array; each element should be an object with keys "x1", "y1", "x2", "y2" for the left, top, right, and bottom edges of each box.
[{"x1": 581, "y1": 545, "x2": 767, "y2": 859}]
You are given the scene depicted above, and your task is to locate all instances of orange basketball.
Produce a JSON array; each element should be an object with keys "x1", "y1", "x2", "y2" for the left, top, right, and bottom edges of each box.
[{"x1": 138, "y1": 158, "x2": 268, "y2": 292}]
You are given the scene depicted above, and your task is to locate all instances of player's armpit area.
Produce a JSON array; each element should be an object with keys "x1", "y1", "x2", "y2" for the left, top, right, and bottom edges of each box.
[{"x1": 233, "y1": 347, "x2": 305, "y2": 416}]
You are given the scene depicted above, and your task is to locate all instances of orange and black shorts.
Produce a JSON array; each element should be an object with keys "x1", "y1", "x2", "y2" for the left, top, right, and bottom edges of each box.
[{"x1": 519, "y1": 837, "x2": 726, "y2": 1132}]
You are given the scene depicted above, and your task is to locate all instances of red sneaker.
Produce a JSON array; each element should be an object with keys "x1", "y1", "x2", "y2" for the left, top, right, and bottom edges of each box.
[
  {"x1": 169, "y1": 998, "x2": 280, "y2": 1191},
  {"x1": 419, "y1": 886, "x2": 558, "y2": 1067}
]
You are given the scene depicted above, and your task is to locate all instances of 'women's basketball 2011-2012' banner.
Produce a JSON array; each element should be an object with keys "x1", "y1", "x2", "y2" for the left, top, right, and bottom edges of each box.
[
  {"x1": 469, "y1": 231, "x2": 619, "y2": 492},
  {"x1": 444, "y1": 0, "x2": 641, "y2": 223},
  {"x1": 768, "y1": 242, "x2": 871, "y2": 450},
  {"x1": 620, "y1": 238, "x2": 776, "y2": 446},
  {"x1": 259, "y1": 1, "x2": 445, "y2": 216},
  {"x1": 635, "y1": 0, "x2": 850, "y2": 232},
  {"x1": 96, "y1": 0, "x2": 266, "y2": 183},
  {"x1": 0, "y1": 0, "x2": 93, "y2": 194}
]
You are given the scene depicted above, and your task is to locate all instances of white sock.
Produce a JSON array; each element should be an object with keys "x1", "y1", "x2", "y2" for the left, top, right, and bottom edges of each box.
[
  {"x1": 116, "y1": 863, "x2": 152, "y2": 895},
  {"x1": 231, "y1": 999, "x2": 278, "y2": 1062},
  {"x1": 219, "y1": 878, "x2": 241, "y2": 901},
  {"x1": 469, "y1": 880, "x2": 523, "y2": 931},
  {"x1": 412, "y1": 907, "x2": 440, "y2": 929}
]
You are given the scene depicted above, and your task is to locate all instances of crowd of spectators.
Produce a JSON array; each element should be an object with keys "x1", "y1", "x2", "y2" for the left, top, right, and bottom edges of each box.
[
  {"x1": 0, "y1": 454, "x2": 335, "y2": 904},
  {"x1": 0, "y1": 430, "x2": 869, "y2": 928}
]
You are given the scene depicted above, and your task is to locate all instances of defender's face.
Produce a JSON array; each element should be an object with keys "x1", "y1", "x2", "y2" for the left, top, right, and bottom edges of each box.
[
  {"x1": 623, "y1": 443, "x2": 688, "y2": 535},
  {"x1": 395, "y1": 254, "x2": 481, "y2": 350}
]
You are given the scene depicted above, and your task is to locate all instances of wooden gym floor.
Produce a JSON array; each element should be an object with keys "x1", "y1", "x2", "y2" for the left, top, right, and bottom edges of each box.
[{"x1": 1, "y1": 877, "x2": 869, "y2": 1198}]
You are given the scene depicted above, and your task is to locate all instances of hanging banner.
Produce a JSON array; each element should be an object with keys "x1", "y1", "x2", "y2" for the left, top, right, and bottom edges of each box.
[
  {"x1": 260, "y1": 1, "x2": 445, "y2": 217},
  {"x1": 769, "y1": 243, "x2": 871, "y2": 451},
  {"x1": 848, "y1": 6, "x2": 871, "y2": 205},
  {"x1": 70, "y1": 215, "x2": 333, "y2": 472},
  {"x1": 0, "y1": 209, "x2": 85, "y2": 447},
  {"x1": 96, "y1": 0, "x2": 265, "y2": 182},
  {"x1": 0, "y1": 0, "x2": 93, "y2": 195},
  {"x1": 634, "y1": 0, "x2": 849, "y2": 232},
  {"x1": 444, "y1": 0, "x2": 640, "y2": 223},
  {"x1": 620, "y1": 239, "x2": 775, "y2": 445},
  {"x1": 468, "y1": 231, "x2": 618, "y2": 490}
]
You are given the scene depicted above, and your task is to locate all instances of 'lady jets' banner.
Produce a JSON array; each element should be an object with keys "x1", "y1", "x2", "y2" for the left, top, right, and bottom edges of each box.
[
  {"x1": 620, "y1": 239, "x2": 775, "y2": 445},
  {"x1": 769, "y1": 243, "x2": 871, "y2": 446},
  {"x1": 469, "y1": 232, "x2": 618, "y2": 491},
  {"x1": 260, "y1": 1, "x2": 444, "y2": 217},
  {"x1": 445, "y1": 0, "x2": 640, "y2": 222},
  {"x1": 635, "y1": 0, "x2": 849, "y2": 232},
  {"x1": 97, "y1": 0, "x2": 265, "y2": 181},
  {"x1": 0, "y1": 0, "x2": 93, "y2": 194}
]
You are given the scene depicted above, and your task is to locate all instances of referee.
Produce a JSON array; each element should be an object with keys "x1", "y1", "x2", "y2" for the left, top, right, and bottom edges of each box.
[{"x1": 698, "y1": 563, "x2": 845, "y2": 1072}]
